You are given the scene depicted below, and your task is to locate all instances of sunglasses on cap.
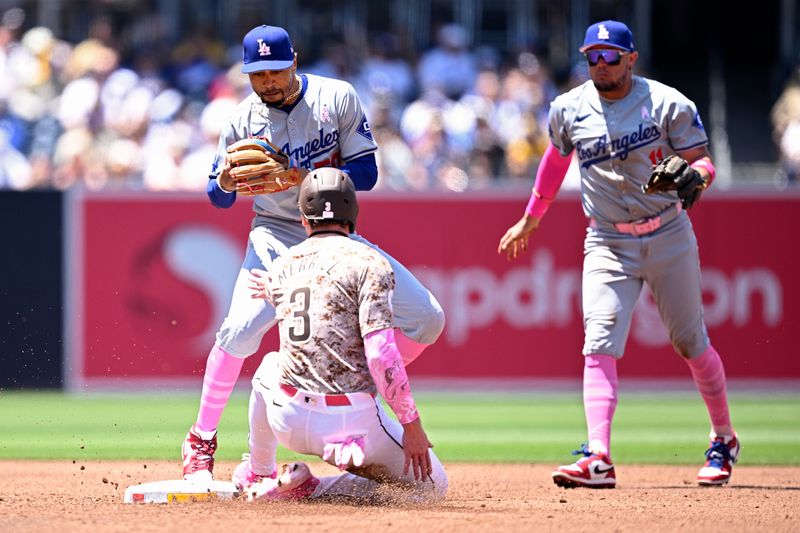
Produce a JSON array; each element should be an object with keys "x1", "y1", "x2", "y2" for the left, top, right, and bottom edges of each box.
[{"x1": 584, "y1": 49, "x2": 627, "y2": 66}]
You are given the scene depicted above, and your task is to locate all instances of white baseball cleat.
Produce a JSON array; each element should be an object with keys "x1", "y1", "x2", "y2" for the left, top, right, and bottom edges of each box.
[
  {"x1": 697, "y1": 433, "x2": 740, "y2": 486},
  {"x1": 246, "y1": 462, "x2": 320, "y2": 501},
  {"x1": 552, "y1": 443, "x2": 616, "y2": 489},
  {"x1": 182, "y1": 425, "x2": 217, "y2": 484}
]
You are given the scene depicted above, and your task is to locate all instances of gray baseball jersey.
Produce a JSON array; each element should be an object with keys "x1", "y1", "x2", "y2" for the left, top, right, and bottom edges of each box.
[
  {"x1": 211, "y1": 74, "x2": 377, "y2": 220},
  {"x1": 547, "y1": 75, "x2": 710, "y2": 359},
  {"x1": 265, "y1": 234, "x2": 395, "y2": 394},
  {"x1": 548, "y1": 75, "x2": 708, "y2": 224},
  {"x1": 208, "y1": 73, "x2": 443, "y2": 360}
]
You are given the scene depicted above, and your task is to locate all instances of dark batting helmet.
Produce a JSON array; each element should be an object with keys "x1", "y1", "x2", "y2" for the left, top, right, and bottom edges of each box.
[{"x1": 298, "y1": 167, "x2": 359, "y2": 231}]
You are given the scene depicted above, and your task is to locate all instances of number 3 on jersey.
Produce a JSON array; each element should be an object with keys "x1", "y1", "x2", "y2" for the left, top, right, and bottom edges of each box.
[{"x1": 288, "y1": 287, "x2": 311, "y2": 342}]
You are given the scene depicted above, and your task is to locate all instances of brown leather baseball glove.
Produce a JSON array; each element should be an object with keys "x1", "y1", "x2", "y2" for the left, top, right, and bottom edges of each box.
[{"x1": 226, "y1": 138, "x2": 301, "y2": 196}]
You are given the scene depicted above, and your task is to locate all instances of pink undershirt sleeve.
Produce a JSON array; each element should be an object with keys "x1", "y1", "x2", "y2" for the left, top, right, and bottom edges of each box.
[
  {"x1": 364, "y1": 328, "x2": 419, "y2": 424},
  {"x1": 524, "y1": 143, "x2": 573, "y2": 219}
]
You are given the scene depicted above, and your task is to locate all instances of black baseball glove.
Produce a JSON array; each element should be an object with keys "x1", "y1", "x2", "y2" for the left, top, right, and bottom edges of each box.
[{"x1": 641, "y1": 155, "x2": 708, "y2": 209}]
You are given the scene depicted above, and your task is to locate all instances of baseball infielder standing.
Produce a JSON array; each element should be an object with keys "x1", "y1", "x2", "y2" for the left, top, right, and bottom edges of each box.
[
  {"x1": 233, "y1": 168, "x2": 447, "y2": 503},
  {"x1": 182, "y1": 25, "x2": 445, "y2": 483},
  {"x1": 498, "y1": 20, "x2": 738, "y2": 488}
]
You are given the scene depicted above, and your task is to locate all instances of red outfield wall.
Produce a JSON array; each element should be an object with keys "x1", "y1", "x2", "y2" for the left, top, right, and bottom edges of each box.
[{"x1": 64, "y1": 190, "x2": 798, "y2": 390}]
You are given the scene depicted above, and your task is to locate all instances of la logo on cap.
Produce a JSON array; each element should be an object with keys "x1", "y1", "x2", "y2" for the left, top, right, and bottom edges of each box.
[
  {"x1": 241, "y1": 24, "x2": 295, "y2": 73},
  {"x1": 597, "y1": 24, "x2": 610, "y2": 40}
]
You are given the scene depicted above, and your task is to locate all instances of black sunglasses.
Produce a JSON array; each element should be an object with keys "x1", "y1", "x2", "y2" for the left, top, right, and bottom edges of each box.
[{"x1": 584, "y1": 49, "x2": 627, "y2": 66}]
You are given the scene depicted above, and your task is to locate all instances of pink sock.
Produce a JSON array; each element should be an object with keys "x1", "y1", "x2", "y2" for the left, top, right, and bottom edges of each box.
[
  {"x1": 583, "y1": 354, "x2": 618, "y2": 457},
  {"x1": 195, "y1": 346, "x2": 246, "y2": 433},
  {"x1": 685, "y1": 345, "x2": 733, "y2": 436},
  {"x1": 394, "y1": 328, "x2": 430, "y2": 366}
]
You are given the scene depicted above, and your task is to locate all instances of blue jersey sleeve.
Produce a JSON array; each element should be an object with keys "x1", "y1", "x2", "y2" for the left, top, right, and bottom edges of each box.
[
  {"x1": 207, "y1": 177, "x2": 237, "y2": 208},
  {"x1": 341, "y1": 152, "x2": 378, "y2": 191}
]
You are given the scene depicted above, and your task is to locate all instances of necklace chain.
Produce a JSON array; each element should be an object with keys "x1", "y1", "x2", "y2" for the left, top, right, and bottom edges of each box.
[{"x1": 285, "y1": 75, "x2": 302, "y2": 104}]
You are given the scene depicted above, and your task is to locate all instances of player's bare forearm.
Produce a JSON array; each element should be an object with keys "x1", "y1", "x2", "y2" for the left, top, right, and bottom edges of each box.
[
  {"x1": 497, "y1": 214, "x2": 541, "y2": 260},
  {"x1": 401, "y1": 417, "x2": 433, "y2": 481}
]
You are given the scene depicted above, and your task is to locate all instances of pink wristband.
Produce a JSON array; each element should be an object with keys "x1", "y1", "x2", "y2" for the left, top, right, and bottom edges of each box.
[
  {"x1": 524, "y1": 188, "x2": 552, "y2": 218},
  {"x1": 690, "y1": 159, "x2": 716, "y2": 185}
]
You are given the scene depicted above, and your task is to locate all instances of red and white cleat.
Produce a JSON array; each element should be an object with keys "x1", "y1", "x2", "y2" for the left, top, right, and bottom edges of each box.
[
  {"x1": 246, "y1": 462, "x2": 320, "y2": 501},
  {"x1": 697, "y1": 433, "x2": 740, "y2": 486},
  {"x1": 552, "y1": 443, "x2": 616, "y2": 489},
  {"x1": 182, "y1": 425, "x2": 217, "y2": 484}
]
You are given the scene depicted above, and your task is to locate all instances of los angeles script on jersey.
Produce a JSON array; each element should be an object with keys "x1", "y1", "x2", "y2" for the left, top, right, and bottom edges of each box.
[
  {"x1": 280, "y1": 128, "x2": 340, "y2": 168},
  {"x1": 577, "y1": 123, "x2": 660, "y2": 168}
]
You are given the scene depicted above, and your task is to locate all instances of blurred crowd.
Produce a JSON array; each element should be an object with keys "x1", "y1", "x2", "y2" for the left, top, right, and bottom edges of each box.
[
  {"x1": 771, "y1": 63, "x2": 800, "y2": 185},
  {"x1": 0, "y1": 8, "x2": 590, "y2": 193}
]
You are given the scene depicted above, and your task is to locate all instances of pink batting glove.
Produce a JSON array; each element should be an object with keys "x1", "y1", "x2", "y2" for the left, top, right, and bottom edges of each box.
[{"x1": 323, "y1": 436, "x2": 365, "y2": 470}]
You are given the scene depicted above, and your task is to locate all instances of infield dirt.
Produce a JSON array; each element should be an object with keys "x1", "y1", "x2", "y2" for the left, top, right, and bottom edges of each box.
[{"x1": 1, "y1": 460, "x2": 797, "y2": 532}]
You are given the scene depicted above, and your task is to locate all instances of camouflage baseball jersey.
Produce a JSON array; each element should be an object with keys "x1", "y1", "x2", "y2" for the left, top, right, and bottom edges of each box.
[
  {"x1": 548, "y1": 75, "x2": 708, "y2": 224},
  {"x1": 265, "y1": 234, "x2": 395, "y2": 394},
  {"x1": 210, "y1": 73, "x2": 377, "y2": 221}
]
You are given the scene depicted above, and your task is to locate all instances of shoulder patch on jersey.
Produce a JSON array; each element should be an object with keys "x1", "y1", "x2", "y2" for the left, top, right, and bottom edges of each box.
[
  {"x1": 357, "y1": 115, "x2": 373, "y2": 141},
  {"x1": 693, "y1": 111, "x2": 705, "y2": 131}
]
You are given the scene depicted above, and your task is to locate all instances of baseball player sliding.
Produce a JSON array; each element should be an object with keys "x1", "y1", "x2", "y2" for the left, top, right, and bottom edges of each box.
[
  {"x1": 235, "y1": 168, "x2": 447, "y2": 503},
  {"x1": 182, "y1": 25, "x2": 445, "y2": 483},
  {"x1": 498, "y1": 20, "x2": 738, "y2": 488}
]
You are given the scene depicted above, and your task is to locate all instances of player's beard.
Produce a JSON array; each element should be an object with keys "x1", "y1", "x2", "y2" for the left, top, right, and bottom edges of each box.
[
  {"x1": 261, "y1": 75, "x2": 296, "y2": 108},
  {"x1": 261, "y1": 90, "x2": 288, "y2": 107},
  {"x1": 592, "y1": 76, "x2": 626, "y2": 94}
]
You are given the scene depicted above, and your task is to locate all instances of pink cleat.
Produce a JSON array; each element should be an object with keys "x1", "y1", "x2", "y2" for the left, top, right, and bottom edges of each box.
[
  {"x1": 232, "y1": 454, "x2": 275, "y2": 491},
  {"x1": 246, "y1": 462, "x2": 320, "y2": 501}
]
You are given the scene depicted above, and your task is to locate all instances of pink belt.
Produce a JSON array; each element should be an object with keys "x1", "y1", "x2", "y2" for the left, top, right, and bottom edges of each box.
[{"x1": 592, "y1": 204, "x2": 682, "y2": 236}]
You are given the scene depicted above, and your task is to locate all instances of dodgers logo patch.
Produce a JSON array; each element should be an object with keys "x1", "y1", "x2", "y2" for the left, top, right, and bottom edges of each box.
[
  {"x1": 693, "y1": 111, "x2": 705, "y2": 131},
  {"x1": 357, "y1": 115, "x2": 373, "y2": 141}
]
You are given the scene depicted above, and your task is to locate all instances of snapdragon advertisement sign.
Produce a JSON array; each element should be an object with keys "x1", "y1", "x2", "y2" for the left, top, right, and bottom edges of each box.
[{"x1": 65, "y1": 191, "x2": 797, "y2": 390}]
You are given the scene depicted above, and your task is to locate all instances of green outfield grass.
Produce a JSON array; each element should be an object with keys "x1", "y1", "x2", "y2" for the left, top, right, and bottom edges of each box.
[{"x1": 1, "y1": 390, "x2": 797, "y2": 465}]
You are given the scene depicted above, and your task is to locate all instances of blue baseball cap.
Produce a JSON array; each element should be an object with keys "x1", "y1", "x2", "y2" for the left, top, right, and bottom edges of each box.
[
  {"x1": 241, "y1": 25, "x2": 295, "y2": 73},
  {"x1": 579, "y1": 20, "x2": 635, "y2": 52}
]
